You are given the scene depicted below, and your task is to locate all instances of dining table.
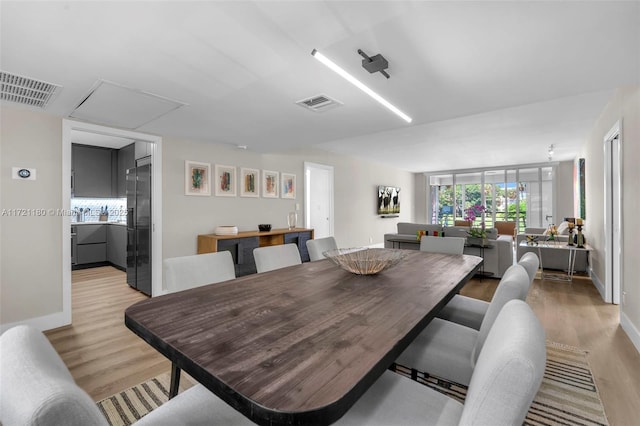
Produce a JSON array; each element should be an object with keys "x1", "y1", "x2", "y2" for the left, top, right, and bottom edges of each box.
[{"x1": 125, "y1": 250, "x2": 482, "y2": 426}]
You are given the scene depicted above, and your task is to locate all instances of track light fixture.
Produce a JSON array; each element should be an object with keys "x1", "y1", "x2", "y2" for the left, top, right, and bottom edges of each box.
[
  {"x1": 311, "y1": 49, "x2": 412, "y2": 123},
  {"x1": 548, "y1": 144, "x2": 554, "y2": 161}
]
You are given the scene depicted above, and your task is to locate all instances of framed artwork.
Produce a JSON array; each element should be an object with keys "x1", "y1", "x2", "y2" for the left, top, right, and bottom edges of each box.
[
  {"x1": 281, "y1": 173, "x2": 296, "y2": 199},
  {"x1": 578, "y1": 158, "x2": 586, "y2": 220},
  {"x1": 185, "y1": 161, "x2": 210, "y2": 196},
  {"x1": 262, "y1": 170, "x2": 279, "y2": 198},
  {"x1": 215, "y1": 164, "x2": 236, "y2": 197},
  {"x1": 240, "y1": 167, "x2": 260, "y2": 198}
]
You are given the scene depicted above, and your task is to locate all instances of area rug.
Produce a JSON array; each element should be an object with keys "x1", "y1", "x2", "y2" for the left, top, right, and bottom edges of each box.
[
  {"x1": 98, "y1": 342, "x2": 608, "y2": 426},
  {"x1": 97, "y1": 372, "x2": 193, "y2": 426},
  {"x1": 393, "y1": 341, "x2": 609, "y2": 426}
]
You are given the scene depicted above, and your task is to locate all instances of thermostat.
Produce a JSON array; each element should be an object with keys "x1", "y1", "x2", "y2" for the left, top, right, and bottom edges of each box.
[{"x1": 12, "y1": 167, "x2": 37, "y2": 180}]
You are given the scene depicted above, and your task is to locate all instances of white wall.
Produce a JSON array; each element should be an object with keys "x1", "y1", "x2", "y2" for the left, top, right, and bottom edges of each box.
[
  {"x1": 162, "y1": 139, "x2": 415, "y2": 259},
  {"x1": 556, "y1": 161, "x2": 575, "y2": 220},
  {"x1": 1, "y1": 108, "x2": 64, "y2": 327},
  {"x1": 578, "y1": 85, "x2": 640, "y2": 350}
]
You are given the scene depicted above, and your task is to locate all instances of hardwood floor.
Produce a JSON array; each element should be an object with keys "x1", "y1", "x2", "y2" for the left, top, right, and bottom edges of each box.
[
  {"x1": 461, "y1": 274, "x2": 640, "y2": 426},
  {"x1": 45, "y1": 266, "x2": 640, "y2": 425},
  {"x1": 45, "y1": 267, "x2": 170, "y2": 401}
]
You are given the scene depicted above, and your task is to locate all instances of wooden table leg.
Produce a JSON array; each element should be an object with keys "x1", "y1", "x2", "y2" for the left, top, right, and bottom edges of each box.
[{"x1": 169, "y1": 363, "x2": 181, "y2": 399}]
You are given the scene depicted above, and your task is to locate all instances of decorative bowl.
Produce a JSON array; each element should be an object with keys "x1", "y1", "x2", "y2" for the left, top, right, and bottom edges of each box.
[
  {"x1": 215, "y1": 226, "x2": 238, "y2": 236},
  {"x1": 323, "y1": 248, "x2": 407, "y2": 275},
  {"x1": 258, "y1": 224, "x2": 272, "y2": 232}
]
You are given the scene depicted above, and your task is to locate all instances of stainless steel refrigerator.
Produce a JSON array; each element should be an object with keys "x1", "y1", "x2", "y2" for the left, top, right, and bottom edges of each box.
[{"x1": 126, "y1": 157, "x2": 152, "y2": 296}]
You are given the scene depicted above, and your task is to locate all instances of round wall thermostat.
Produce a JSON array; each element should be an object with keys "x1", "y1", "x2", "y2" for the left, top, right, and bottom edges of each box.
[{"x1": 18, "y1": 169, "x2": 31, "y2": 178}]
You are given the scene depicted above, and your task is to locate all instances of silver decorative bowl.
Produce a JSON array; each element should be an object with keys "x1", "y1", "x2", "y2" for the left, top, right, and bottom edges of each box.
[{"x1": 323, "y1": 248, "x2": 407, "y2": 275}]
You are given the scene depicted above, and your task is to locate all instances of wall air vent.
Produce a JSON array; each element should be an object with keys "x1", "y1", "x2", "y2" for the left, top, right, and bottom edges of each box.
[
  {"x1": 296, "y1": 94, "x2": 343, "y2": 113},
  {"x1": 0, "y1": 70, "x2": 61, "y2": 108}
]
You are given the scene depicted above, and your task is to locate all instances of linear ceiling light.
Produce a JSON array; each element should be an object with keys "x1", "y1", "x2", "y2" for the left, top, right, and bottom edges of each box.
[{"x1": 311, "y1": 49, "x2": 412, "y2": 123}]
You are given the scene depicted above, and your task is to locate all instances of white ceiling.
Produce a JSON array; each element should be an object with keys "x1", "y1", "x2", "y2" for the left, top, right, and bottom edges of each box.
[{"x1": 1, "y1": 1, "x2": 638, "y2": 172}]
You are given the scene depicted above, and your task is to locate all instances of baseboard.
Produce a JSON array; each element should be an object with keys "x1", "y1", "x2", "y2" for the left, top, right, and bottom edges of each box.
[
  {"x1": 621, "y1": 311, "x2": 640, "y2": 354},
  {"x1": 590, "y1": 268, "x2": 607, "y2": 302},
  {"x1": 0, "y1": 310, "x2": 71, "y2": 334},
  {"x1": 367, "y1": 242, "x2": 385, "y2": 248}
]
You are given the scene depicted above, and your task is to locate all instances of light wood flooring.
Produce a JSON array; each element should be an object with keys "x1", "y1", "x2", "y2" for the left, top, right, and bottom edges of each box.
[{"x1": 46, "y1": 266, "x2": 640, "y2": 425}]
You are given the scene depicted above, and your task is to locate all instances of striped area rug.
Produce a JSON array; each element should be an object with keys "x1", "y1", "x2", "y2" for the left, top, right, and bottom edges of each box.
[
  {"x1": 98, "y1": 342, "x2": 608, "y2": 426},
  {"x1": 97, "y1": 372, "x2": 193, "y2": 425},
  {"x1": 394, "y1": 341, "x2": 608, "y2": 426}
]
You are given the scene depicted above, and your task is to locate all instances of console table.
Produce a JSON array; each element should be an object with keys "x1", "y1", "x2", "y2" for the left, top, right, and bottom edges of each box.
[
  {"x1": 518, "y1": 241, "x2": 591, "y2": 282},
  {"x1": 198, "y1": 228, "x2": 314, "y2": 276}
]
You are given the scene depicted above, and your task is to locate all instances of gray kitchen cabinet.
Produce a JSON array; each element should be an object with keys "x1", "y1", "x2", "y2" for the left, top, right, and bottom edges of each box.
[
  {"x1": 107, "y1": 224, "x2": 127, "y2": 269},
  {"x1": 76, "y1": 224, "x2": 107, "y2": 265},
  {"x1": 77, "y1": 224, "x2": 107, "y2": 244},
  {"x1": 117, "y1": 143, "x2": 135, "y2": 197},
  {"x1": 135, "y1": 141, "x2": 151, "y2": 160},
  {"x1": 72, "y1": 144, "x2": 113, "y2": 197},
  {"x1": 77, "y1": 243, "x2": 107, "y2": 264}
]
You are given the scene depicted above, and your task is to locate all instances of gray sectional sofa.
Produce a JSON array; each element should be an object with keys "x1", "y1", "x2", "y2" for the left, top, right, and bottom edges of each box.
[{"x1": 384, "y1": 222, "x2": 514, "y2": 278}]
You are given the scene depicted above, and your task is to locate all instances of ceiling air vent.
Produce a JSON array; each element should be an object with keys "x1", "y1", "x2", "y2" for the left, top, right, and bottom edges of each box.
[
  {"x1": 296, "y1": 94, "x2": 343, "y2": 113},
  {"x1": 0, "y1": 70, "x2": 61, "y2": 108}
]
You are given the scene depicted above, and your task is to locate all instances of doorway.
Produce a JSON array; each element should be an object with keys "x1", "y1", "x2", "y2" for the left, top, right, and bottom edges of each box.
[
  {"x1": 604, "y1": 120, "x2": 622, "y2": 304},
  {"x1": 304, "y1": 162, "x2": 334, "y2": 239},
  {"x1": 62, "y1": 120, "x2": 163, "y2": 326}
]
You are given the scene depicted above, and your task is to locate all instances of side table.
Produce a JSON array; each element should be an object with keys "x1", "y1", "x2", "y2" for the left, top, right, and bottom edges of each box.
[
  {"x1": 465, "y1": 243, "x2": 494, "y2": 278},
  {"x1": 518, "y1": 241, "x2": 591, "y2": 282}
]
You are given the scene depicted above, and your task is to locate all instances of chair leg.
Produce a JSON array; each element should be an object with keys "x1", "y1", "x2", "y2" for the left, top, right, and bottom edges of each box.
[{"x1": 169, "y1": 363, "x2": 181, "y2": 399}]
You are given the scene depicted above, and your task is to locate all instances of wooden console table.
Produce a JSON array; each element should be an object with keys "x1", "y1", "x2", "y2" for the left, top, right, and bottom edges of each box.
[{"x1": 198, "y1": 228, "x2": 314, "y2": 276}]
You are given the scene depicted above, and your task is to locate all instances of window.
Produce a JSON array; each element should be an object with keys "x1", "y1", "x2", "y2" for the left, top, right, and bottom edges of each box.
[{"x1": 427, "y1": 164, "x2": 557, "y2": 232}]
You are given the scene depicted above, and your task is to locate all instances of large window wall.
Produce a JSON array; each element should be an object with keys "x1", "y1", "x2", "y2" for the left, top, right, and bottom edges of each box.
[{"x1": 427, "y1": 165, "x2": 556, "y2": 232}]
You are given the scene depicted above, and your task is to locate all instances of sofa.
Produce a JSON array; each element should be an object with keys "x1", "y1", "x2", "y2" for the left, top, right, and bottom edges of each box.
[
  {"x1": 516, "y1": 227, "x2": 588, "y2": 272},
  {"x1": 384, "y1": 222, "x2": 514, "y2": 278}
]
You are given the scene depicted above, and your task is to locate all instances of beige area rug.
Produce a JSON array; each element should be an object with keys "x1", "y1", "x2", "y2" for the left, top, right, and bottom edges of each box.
[
  {"x1": 394, "y1": 341, "x2": 609, "y2": 426},
  {"x1": 98, "y1": 342, "x2": 608, "y2": 426}
]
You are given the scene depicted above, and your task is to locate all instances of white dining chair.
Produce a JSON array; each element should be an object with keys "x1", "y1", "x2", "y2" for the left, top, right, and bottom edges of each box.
[
  {"x1": 437, "y1": 252, "x2": 539, "y2": 330},
  {"x1": 306, "y1": 236, "x2": 338, "y2": 261},
  {"x1": 163, "y1": 251, "x2": 236, "y2": 293},
  {"x1": 0, "y1": 325, "x2": 255, "y2": 426},
  {"x1": 518, "y1": 251, "x2": 540, "y2": 284},
  {"x1": 253, "y1": 243, "x2": 302, "y2": 273},
  {"x1": 395, "y1": 264, "x2": 530, "y2": 386},
  {"x1": 419, "y1": 236, "x2": 465, "y2": 255},
  {"x1": 335, "y1": 299, "x2": 546, "y2": 426}
]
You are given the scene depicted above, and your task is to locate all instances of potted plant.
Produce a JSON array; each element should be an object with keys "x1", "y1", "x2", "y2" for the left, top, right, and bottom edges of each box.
[{"x1": 464, "y1": 204, "x2": 488, "y2": 246}]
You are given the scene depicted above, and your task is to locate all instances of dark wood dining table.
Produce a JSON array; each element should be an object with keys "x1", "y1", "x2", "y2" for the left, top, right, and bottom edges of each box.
[{"x1": 125, "y1": 250, "x2": 482, "y2": 426}]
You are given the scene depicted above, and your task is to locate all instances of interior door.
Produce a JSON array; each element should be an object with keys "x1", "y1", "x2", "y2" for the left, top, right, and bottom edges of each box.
[{"x1": 304, "y1": 162, "x2": 334, "y2": 239}]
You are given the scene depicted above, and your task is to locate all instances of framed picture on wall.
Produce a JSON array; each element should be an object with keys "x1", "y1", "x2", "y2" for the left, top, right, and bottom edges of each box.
[
  {"x1": 240, "y1": 168, "x2": 260, "y2": 198},
  {"x1": 215, "y1": 164, "x2": 236, "y2": 197},
  {"x1": 281, "y1": 173, "x2": 296, "y2": 199},
  {"x1": 262, "y1": 170, "x2": 279, "y2": 198},
  {"x1": 185, "y1": 160, "x2": 211, "y2": 196}
]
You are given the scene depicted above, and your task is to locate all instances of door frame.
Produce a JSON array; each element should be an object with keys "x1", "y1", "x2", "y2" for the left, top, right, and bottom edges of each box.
[
  {"x1": 603, "y1": 120, "x2": 623, "y2": 304},
  {"x1": 62, "y1": 120, "x2": 163, "y2": 325},
  {"x1": 303, "y1": 162, "x2": 334, "y2": 238}
]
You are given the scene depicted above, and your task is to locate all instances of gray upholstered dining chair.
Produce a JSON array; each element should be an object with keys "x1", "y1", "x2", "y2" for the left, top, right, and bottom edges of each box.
[
  {"x1": 436, "y1": 252, "x2": 539, "y2": 331},
  {"x1": 163, "y1": 251, "x2": 236, "y2": 293},
  {"x1": 335, "y1": 299, "x2": 546, "y2": 426},
  {"x1": 306, "y1": 236, "x2": 338, "y2": 261},
  {"x1": 419, "y1": 236, "x2": 465, "y2": 255},
  {"x1": 253, "y1": 243, "x2": 302, "y2": 273},
  {"x1": 395, "y1": 264, "x2": 530, "y2": 386},
  {"x1": 0, "y1": 325, "x2": 255, "y2": 426}
]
